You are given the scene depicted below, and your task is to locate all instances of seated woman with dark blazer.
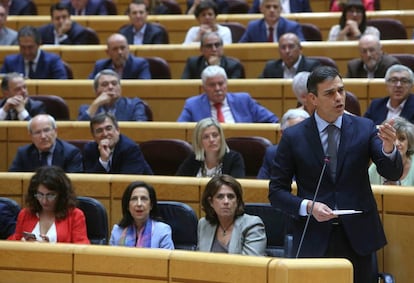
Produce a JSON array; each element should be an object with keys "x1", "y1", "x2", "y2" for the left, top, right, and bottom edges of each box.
[
  {"x1": 197, "y1": 175, "x2": 266, "y2": 255},
  {"x1": 176, "y1": 117, "x2": 245, "y2": 178}
]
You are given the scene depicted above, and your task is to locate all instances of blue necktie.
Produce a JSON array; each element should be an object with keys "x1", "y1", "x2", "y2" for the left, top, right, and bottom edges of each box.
[
  {"x1": 28, "y1": 61, "x2": 35, "y2": 79},
  {"x1": 327, "y1": 124, "x2": 338, "y2": 179}
]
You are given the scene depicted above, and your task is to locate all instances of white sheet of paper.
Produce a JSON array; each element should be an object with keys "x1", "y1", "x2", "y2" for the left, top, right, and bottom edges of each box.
[{"x1": 332, "y1": 210, "x2": 363, "y2": 215}]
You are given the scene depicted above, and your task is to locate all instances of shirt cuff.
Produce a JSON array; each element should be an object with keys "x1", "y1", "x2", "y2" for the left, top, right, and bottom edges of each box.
[
  {"x1": 382, "y1": 146, "x2": 397, "y2": 160},
  {"x1": 99, "y1": 157, "x2": 110, "y2": 172},
  {"x1": 0, "y1": 108, "x2": 7, "y2": 120},
  {"x1": 299, "y1": 199, "x2": 310, "y2": 216},
  {"x1": 18, "y1": 109, "x2": 29, "y2": 121}
]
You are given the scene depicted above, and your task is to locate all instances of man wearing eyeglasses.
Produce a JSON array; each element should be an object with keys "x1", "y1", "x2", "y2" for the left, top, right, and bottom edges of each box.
[
  {"x1": 0, "y1": 72, "x2": 45, "y2": 121},
  {"x1": 83, "y1": 112, "x2": 153, "y2": 174},
  {"x1": 346, "y1": 34, "x2": 400, "y2": 78},
  {"x1": 9, "y1": 114, "x2": 83, "y2": 172},
  {"x1": 181, "y1": 32, "x2": 244, "y2": 79},
  {"x1": 78, "y1": 69, "x2": 149, "y2": 121},
  {"x1": 364, "y1": 64, "x2": 414, "y2": 125}
]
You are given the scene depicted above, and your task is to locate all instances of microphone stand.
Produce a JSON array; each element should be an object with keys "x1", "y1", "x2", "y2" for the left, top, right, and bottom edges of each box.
[{"x1": 295, "y1": 157, "x2": 330, "y2": 258}]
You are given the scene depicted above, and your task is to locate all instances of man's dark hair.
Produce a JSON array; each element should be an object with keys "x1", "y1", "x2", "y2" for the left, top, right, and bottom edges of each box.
[
  {"x1": 50, "y1": 2, "x2": 71, "y2": 16},
  {"x1": 1, "y1": 73, "x2": 23, "y2": 92},
  {"x1": 89, "y1": 112, "x2": 119, "y2": 134},
  {"x1": 17, "y1": 25, "x2": 42, "y2": 45},
  {"x1": 127, "y1": 0, "x2": 149, "y2": 13},
  {"x1": 307, "y1": 66, "x2": 342, "y2": 96}
]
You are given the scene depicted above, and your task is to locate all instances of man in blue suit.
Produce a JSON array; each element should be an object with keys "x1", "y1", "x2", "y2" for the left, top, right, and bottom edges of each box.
[
  {"x1": 9, "y1": 114, "x2": 83, "y2": 173},
  {"x1": 249, "y1": 0, "x2": 311, "y2": 14},
  {"x1": 0, "y1": 73, "x2": 45, "y2": 121},
  {"x1": 239, "y1": 0, "x2": 305, "y2": 43},
  {"x1": 38, "y1": 3, "x2": 97, "y2": 45},
  {"x1": 269, "y1": 66, "x2": 403, "y2": 283},
  {"x1": 177, "y1": 65, "x2": 278, "y2": 123},
  {"x1": 83, "y1": 112, "x2": 153, "y2": 174},
  {"x1": 119, "y1": 0, "x2": 168, "y2": 44},
  {"x1": 0, "y1": 26, "x2": 67, "y2": 79},
  {"x1": 257, "y1": 108, "x2": 309, "y2": 179},
  {"x1": 79, "y1": 69, "x2": 149, "y2": 121},
  {"x1": 88, "y1": 33, "x2": 151, "y2": 79},
  {"x1": 60, "y1": 0, "x2": 108, "y2": 15},
  {"x1": 260, "y1": 33, "x2": 320, "y2": 78},
  {"x1": 3, "y1": 0, "x2": 37, "y2": 15},
  {"x1": 364, "y1": 64, "x2": 414, "y2": 125}
]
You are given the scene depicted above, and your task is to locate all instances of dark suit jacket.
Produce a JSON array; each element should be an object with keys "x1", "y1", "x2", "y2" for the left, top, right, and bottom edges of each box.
[
  {"x1": 38, "y1": 22, "x2": 92, "y2": 45},
  {"x1": 249, "y1": 0, "x2": 311, "y2": 14},
  {"x1": 61, "y1": 0, "x2": 108, "y2": 15},
  {"x1": 0, "y1": 50, "x2": 67, "y2": 79},
  {"x1": 181, "y1": 55, "x2": 244, "y2": 79},
  {"x1": 8, "y1": 138, "x2": 83, "y2": 173},
  {"x1": 176, "y1": 150, "x2": 245, "y2": 178},
  {"x1": 260, "y1": 56, "x2": 320, "y2": 78},
  {"x1": 239, "y1": 17, "x2": 305, "y2": 43},
  {"x1": 257, "y1": 144, "x2": 278, "y2": 179},
  {"x1": 177, "y1": 92, "x2": 279, "y2": 123},
  {"x1": 78, "y1": 97, "x2": 148, "y2": 121},
  {"x1": 346, "y1": 54, "x2": 400, "y2": 78},
  {"x1": 88, "y1": 54, "x2": 151, "y2": 79},
  {"x1": 9, "y1": 0, "x2": 37, "y2": 15},
  {"x1": 0, "y1": 98, "x2": 45, "y2": 121},
  {"x1": 119, "y1": 23, "x2": 168, "y2": 45},
  {"x1": 364, "y1": 94, "x2": 414, "y2": 125},
  {"x1": 83, "y1": 134, "x2": 153, "y2": 174},
  {"x1": 269, "y1": 114, "x2": 403, "y2": 257},
  {"x1": 0, "y1": 201, "x2": 18, "y2": 239}
]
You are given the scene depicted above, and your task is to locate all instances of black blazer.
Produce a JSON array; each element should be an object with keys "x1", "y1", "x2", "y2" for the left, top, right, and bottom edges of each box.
[
  {"x1": 37, "y1": 22, "x2": 92, "y2": 45},
  {"x1": 119, "y1": 23, "x2": 168, "y2": 44},
  {"x1": 260, "y1": 56, "x2": 320, "y2": 78},
  {"x1": 9, "y1": 138, "x2": 83, "y2": 173},
  {"x1": 181, "y1": 55, "x2": 245, "y2": 79},
  {"x1": 175, "y1": 150, "x2": 245, "y2": 178}
]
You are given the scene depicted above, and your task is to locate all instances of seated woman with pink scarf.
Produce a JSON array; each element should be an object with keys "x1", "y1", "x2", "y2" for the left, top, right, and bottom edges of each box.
[{"x1": 109, "y1": 181, "x2": 174, "y2": 249}]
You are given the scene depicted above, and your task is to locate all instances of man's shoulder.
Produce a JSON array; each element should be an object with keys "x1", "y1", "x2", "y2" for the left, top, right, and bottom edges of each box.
[
  {"x1": 146, "y1": 22, "x2": 163, "y2": 33},
  {"x1": 40, "y1": 50, "x2": 62, "y2": 61},
  {"x1": 130, "y1": 55, "x2": 147, "y2": 64},
  {"x1": 246, "y1": 18, "x2": 264, "y2": 28},
  {"x1": 37, "y1": 24, "x2": 53, "y2": 33},
  {"x1": 118, "y1": 134, "x2": 138, "y2": 147},
  {"x1": 56, "y1": 138, "x2": 81, "y2": 152}
]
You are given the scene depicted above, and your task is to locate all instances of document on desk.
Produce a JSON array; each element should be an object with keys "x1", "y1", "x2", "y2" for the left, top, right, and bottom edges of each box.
[{"x1": 332, "y1": 210, "x2": 363, "y2": 215}]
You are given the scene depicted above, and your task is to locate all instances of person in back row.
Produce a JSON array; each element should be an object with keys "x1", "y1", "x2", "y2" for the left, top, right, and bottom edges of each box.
[
  {"x1": 78, "y1": 69, "x2": 150, "y2": 121},
  {"x1": 239, "y1": 0, "x2": 305, "y2": 43},
  {"x1": 177, "y1": 65, "x2": 279, "y2": 123},
  {"x1": 260, "y1": 33, "x2": 320, "y2": 78},
  {"x1": 9, "y1": 114, "x2": 83, "y2": 173},
  {"x1": 0, "y1": 3, "x2": 17, "y2": 45},
  {"x1": 88, "y1": 33, "x2": 151, "y2": 79},
  {"x1": 83, "y1": 112, "x2": 153, "y2": 174},
  {"x1": 181, "y1": 32, "x2": 244, "y2": 79},
  {"x1": 176, "y1": 117, "x2": 245, "y2": 178},
  {"x1": 346, "y1": 34, "x2": 400, "y2": 78},
  {"x1": 60, "y1": 0, "x2": 108, "y2": 15},
  {"x1": 0, "y1": 25, "x2": 67, "y2": 79},
  {"x1": 119, "y1": 0, "x2": 169, "y2": 45},
  {"x1": 38, "y1": 3, "x2": 96, "y2": 45}
]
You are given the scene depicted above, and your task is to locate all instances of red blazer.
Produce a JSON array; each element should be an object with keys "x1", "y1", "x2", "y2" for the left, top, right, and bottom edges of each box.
[{"x1": 8, "y1": 208, "x2": 90, "y2": 244}]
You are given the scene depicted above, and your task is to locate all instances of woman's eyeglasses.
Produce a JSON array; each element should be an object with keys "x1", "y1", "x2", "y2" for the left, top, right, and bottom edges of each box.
[{"x1": 34, "y1": 193, "x2": 57, "y2": 201}]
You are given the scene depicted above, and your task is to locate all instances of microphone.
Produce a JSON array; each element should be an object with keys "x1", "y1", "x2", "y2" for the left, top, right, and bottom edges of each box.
[{"x1": 295, "y1": 156, "x2": 330, "y2": 258}]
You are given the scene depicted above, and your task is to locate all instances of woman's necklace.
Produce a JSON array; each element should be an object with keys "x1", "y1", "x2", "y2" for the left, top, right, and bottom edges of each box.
[{"x1": 219, "y1": 222, "x2": 234, "y2": 236}]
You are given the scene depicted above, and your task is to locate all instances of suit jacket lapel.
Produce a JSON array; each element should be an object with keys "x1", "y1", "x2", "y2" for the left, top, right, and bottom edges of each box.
[
  {"x1": 306, "y1": 116, "x2": 326, "y2": 167},
  {"x1": 336, "y1": 114, "x2": 353, "y2": 180}
]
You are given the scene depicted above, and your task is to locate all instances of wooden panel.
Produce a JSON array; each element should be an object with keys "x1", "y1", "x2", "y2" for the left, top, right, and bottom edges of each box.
[
  {"x1": 268, "y1": 258, "x2": 353, "y2": 283},
  {"x1": 170, "y1": 250, "x2": 272, "y2": 283}
]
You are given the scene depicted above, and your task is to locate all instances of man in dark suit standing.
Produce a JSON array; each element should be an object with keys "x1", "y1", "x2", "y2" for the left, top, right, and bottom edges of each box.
[
  {"x1": 83, "y1": 112, "x2": 153, "y2": 174},
  {"x1": 38, "y1": 3, "x2": 97, "y2": 45},
  {"x1": 347, "y1": 34, "x2": 400, "y2": 78},
  {"x1": 88, "y1": 33, "x2": 151, "y2": 79},
  {"x1": 260, "y1": 33, "x2": 320, "y2": 78},
  {"x1": 364, "y1": 64, "x2": 414, "y2": 125},
  {"x1": 0, "y1": 26, "x2": 67, "y2": 79},
  {"x1": 269, "y1": 66, "x2": 403, "y2": 283},
  {"x1": 239, "y1": 0, "x2": 304, "y2": 43},
  {"x1": 60, "y1": 0, "x2": 108, "y2": 15},
  {"x1": 119, "y1": 0, "x2": 168, "y2": 44},
  {"x1": 181, "y1": 32, "x2": 244, "y2": 79},
  {"x1": 79, "y1": 69, "x2": 149, "y2": 121},
  {"x1": 0, "y1": 73, "x2": 45, "y2": 121},
  {"x1": 9, "y1": 114, "x2": 83, "y2": 172}
]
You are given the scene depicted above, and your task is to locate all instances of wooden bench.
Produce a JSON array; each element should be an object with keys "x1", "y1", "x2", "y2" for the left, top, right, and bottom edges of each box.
[{"x1": 7, "y1": 10, "x2": 414, "y2": 44}]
